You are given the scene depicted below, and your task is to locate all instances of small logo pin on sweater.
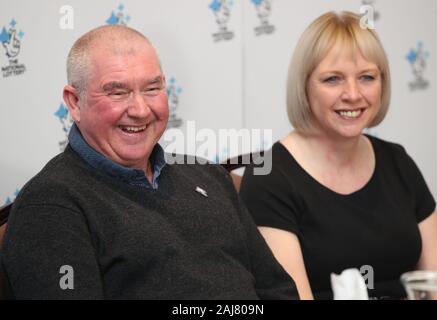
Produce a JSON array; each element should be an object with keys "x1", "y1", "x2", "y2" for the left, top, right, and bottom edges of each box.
[{"x1": 195, "y1": 186, "x2": 208, "y2": 197}]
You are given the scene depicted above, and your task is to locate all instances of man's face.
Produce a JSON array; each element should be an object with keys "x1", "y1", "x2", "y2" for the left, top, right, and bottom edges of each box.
[{"x1": 76, "y1": 44, "x2": 168, "y2": 170}]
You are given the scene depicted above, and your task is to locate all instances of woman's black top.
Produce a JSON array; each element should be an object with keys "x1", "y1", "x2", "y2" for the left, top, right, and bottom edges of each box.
[{"x1": 240, "y1": 135, "x2": 436, "y2": 299}]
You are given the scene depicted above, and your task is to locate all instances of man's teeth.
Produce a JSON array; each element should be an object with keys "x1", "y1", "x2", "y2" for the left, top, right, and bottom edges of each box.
[
  {"x1": 338, "y1": 110, "x2": 362, "y2": 118},
  {"x1": 120, "y1": 125, "x2": 147, "y2": 133}
]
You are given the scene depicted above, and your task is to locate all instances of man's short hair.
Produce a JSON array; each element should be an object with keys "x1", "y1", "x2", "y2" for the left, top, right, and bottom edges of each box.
[{"x1": 66, "y1": 25, "x2": 151, "y2": 96}]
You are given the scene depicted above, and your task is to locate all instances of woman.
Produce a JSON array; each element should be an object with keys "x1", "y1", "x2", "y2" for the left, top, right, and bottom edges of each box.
[{"x1": 240, "y1": 11, "x2": 437, "y2": 299}]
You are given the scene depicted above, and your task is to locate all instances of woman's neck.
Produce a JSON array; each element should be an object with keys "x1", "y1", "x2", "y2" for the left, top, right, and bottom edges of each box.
[{"x1": 282, "y1": 129, "x2": 373, "y2": 175}]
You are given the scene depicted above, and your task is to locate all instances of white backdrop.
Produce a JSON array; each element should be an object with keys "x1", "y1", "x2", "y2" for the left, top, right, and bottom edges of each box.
[{"x1": 1, "y1": 0, "x2": 436, "y2": 205}]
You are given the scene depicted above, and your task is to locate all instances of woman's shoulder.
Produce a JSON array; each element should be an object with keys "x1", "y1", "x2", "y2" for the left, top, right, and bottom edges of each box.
[
  {"x1": 241, "y1": 141, "x2": 300, "y2": 193},
  {"x1": 366, "y1": 134, "x2": 421, "y2": 176},
  {"x1": 366, "y1": 134, "x2": 409, "y2": 161},
  {"x1": 246, "y1": 141, "x2": 296, "y2": 172},
  {"x1": 366, "y1": 134, "x2": 405, "y2": 152}
]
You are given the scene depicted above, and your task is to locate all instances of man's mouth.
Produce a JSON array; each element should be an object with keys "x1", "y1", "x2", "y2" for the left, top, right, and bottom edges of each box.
[
  {"x1": 335, "y1": 108, "x2": 365, "y2": 119},
  {"x1": 119, "y1": 125, "x2": 147, "y2": 133}
]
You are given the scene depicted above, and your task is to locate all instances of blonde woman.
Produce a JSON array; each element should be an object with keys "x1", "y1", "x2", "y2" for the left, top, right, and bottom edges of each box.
[{"x1": 240, "y1": 11, "x2": 437, "y2": 300}]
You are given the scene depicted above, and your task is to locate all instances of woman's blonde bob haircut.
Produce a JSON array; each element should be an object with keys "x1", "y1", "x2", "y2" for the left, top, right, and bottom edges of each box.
[{"x1": 286, "y1": 11, "x2": 391, "y2": 133}]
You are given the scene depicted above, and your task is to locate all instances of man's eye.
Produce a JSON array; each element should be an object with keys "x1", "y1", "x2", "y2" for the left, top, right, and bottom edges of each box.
[
  {"x1": 109, "y1": 91, "x2": 129, "y2": 99},
  {"x1": 143, "y1": 87, "x2": 161, "y2": 95}
]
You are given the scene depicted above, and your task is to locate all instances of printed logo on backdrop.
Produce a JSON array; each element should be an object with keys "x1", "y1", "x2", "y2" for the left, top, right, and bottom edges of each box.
[
  {"x1": 166, "y1": 77, "x2": 183, "y2": 129},
  {"x1": 251, "y1": 0, "x2": 275, "y2": 36},
  {"x1": 209, "y1": 0, "x2": 235, "y2": 42},
  {"x1": 2, "y1": 188, "x2": 20, "y2": 207},
  {"x1": 406, "y1": 42, "x2": 430, "y2": 91},
  {"x1": 106, "y1": 4, "x2": 131, "y2": 25},
  {"x1": 0, "y1": 19, "x2": 26, "y2": 78},
  {"x1": 361, "y1": 0, "x2": 380, "y2": 21},
  {"x1": 55, "y1": 103, "x2": 74, "y2": 151}
]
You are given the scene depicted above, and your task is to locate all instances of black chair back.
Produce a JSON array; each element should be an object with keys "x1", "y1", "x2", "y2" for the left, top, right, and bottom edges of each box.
[{"x1": 220, "y1": 151, "x2": 264, "y2": 192}]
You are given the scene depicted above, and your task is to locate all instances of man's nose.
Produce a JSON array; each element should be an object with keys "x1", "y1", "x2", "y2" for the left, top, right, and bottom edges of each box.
[{"x1": 127, "y1": 92, "x2": 151, "y2": 118}]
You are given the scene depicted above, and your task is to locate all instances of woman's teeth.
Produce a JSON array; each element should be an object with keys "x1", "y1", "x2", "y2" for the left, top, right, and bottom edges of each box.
[{"x1": 337, "y1": 109, "x2": 362, "y2": 119}]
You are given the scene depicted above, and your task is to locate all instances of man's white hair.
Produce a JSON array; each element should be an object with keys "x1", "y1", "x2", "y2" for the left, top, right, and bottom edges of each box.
[{"x1": 66, "y1": 25, "x2": 154, "y2": 96}]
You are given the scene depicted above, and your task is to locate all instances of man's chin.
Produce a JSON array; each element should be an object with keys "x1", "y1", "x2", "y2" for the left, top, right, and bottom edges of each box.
[{"x1": 113, "y1": 150, "x2": 152, "y2": 168}]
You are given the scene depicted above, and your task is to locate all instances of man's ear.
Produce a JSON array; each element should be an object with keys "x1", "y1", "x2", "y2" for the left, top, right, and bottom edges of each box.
[
  {"x1": 63, "y1": 85, "x2": 82, "y2": 123},
  {"x1": 160, "y1": 75, "x2": 166, "y2": 95}
]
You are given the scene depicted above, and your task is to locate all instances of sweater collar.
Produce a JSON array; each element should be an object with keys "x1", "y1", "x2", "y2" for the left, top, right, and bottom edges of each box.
[{"x1": 68, "y1": 124, "x2": 166, "y2": 189}]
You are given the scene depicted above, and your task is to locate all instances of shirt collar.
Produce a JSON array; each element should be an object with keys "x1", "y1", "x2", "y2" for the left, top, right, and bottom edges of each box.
[{"x1": 68, "y1": 124, "x2": 166, "y2": 189}]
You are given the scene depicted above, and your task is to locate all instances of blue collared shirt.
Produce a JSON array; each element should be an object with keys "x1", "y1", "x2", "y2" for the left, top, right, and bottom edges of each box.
[{"x1": 68, "y1": 124, "x2": 166, "y2": 189}]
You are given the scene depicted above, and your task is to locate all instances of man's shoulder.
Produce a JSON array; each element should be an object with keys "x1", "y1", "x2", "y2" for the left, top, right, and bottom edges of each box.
[
  {"x1": 32, "y1": 148, "x2": 86, "y2": 182},
  {"x1": 14, "y1": 148, "x2": 91, "y2": 207}
]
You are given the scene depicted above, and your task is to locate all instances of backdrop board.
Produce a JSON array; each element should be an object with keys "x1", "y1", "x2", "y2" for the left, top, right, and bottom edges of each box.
[{"x1": 1, "y1": 0, "x2": 436, "y2": 205}]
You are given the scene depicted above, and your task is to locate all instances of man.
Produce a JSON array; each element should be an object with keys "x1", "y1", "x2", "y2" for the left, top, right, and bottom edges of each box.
[{"x1": 1, "y1": 25, "x2": 297, "y2": 299}]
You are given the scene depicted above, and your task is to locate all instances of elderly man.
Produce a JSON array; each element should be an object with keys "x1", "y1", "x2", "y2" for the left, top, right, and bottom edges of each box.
[{"x1": 1, "y1": 25, "x2": 297, "y2": 299}]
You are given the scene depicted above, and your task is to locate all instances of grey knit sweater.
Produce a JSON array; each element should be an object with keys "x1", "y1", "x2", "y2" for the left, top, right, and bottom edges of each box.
[{"x1": 2, "y1": 146, "x2": 297, "y2": 299}]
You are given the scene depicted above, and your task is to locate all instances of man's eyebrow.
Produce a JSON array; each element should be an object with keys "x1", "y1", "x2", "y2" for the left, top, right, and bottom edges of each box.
[
  {"x1": 146, "y1": 76, "x2": 164, "y2": 86},
  {"x1": 102, "y1": 82, "x2": 128, "y2": 91},
  {"x1": 102, "y1": 77, "x2": 163, "y2": 91}
]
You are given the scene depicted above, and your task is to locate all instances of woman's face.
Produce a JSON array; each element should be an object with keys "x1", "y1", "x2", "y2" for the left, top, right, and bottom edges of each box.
[{"x1": 307, "y1": 45, "x2": 382, "y2": 140}]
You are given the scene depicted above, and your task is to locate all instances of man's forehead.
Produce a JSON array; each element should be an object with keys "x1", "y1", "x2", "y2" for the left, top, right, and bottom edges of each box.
[
  {"x1": 89, "y1": 43, "x2": 161, "y2": 72},
  {"x1": 90, "y1": 39, "x2": 156, "y2": 57},
  {"x1": 102, "y1": 76, "x2": 164, "y2": 90}
]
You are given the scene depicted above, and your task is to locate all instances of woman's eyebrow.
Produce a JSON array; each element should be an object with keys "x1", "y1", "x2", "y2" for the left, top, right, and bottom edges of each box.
[{"x1": 359, "y1": 68, "x2": 379, "y2": 74}]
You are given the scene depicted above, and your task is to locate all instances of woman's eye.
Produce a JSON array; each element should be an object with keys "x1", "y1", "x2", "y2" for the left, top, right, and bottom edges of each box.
[
  {"x1": 323, "y1": 76, "x2": 340, "y2": 84},
  {"x1": 361, "y1": 75, "x2": 375, "y2": 81}
]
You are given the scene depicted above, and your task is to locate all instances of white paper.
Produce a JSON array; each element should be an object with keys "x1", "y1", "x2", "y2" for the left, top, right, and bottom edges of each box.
[{"x1": 331, "y1": 268, "x2": 369, "y2": 300}]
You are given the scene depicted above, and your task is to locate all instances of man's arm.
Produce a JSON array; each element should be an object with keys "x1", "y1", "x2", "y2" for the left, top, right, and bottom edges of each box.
[
  {"x1": 235, "y1": 195, "x2": 299, "y2": 300},
  {"x1": 2, "y1": 204, "x2": 104, "y2": 299}
]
